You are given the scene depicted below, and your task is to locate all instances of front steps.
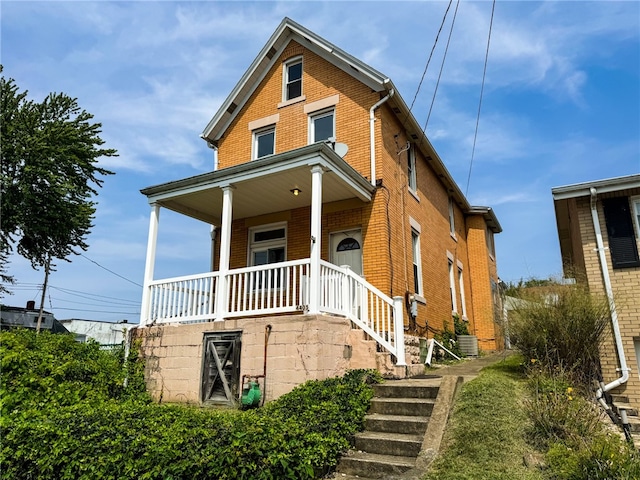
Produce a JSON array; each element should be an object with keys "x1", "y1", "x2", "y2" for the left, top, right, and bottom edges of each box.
[{"x1": 335, "y1": 379, "x2": 440, "y2": 479}]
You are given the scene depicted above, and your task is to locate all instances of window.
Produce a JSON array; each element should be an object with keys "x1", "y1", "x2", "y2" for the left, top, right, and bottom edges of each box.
[
  {"x1": 310, "y1": 109, "x2": 335, "y2": 143},
  {"x1": 407, "y1": 144, "x2": 417, "y2": 192},
  {"x1": 448, "y1": 197, "x2": 455, "y2": 237},
  {"x1": 284, "y1": 58, "x2": 302, "y2": 101},
  {"x1": 486, "y1": 227, "x2": 495, "y2": 259},
  {"x1": 253, "y1": 127, "x2": 275, "y2": 159},
  {"x1": 411, "y1": 229, "x2": 423, "y2": 295},
  {"x1": 457, "y1": 262, "x2": 467, "y2": 319},
  {"x1": 602, "y1": 196, "x2": 640, "y2": 269},
  {"x1": 249, "y1": 224, "x2": 287, "y2": 288},
  {"x1": 632, "y1": 197, "x2": 640, "y2": 237},
  {"x1": 448, "y1": 257, "x2": 457, "y2": 314}
]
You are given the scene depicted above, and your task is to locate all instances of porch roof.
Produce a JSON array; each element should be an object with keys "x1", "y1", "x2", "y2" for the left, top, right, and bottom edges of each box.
[{"x1": 140, "y1": 142, "x2": 375, "y2": 225}]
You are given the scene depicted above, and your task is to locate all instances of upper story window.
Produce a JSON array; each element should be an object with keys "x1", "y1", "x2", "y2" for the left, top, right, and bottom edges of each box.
[
  {"x1": 407, "y1": 144, "x2": 417, "y2": 192},
  {"x1": 284, "y1": 57, "x2": 302, "y2": 101},
  {"x1": 486, "y1": 226, "x2": 495, "y2": 259},
  {"x1": 632, "y1": 196, "x2": 640, "y2": 238},
  {"x1": 309, "y1": 109, "x2": 335, "y2": 143},
  {"x1": 602, "y1": 196, "x2": 640, "y2": 269},
  {"x1": 448, "y1": 197, "x2": 456, "y2": 238},
  {"x1": 253, "y1": 127, "x2": 275, "y2": 160}
]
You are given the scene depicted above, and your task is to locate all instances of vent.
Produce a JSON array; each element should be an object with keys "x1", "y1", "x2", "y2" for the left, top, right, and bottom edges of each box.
[
  {"x1": 227, "y1": 102, "x2": 237, "y2": 114},
  {"x1": 411, "y1": 134, "x2": 419, "y2": 140},
  {"x1": 266, "y1": 47, "x2": 277, "y2": 59}
]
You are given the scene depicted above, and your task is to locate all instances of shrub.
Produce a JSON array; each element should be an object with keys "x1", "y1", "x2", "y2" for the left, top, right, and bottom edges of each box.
[
  {"x1": 0, "y1": 329, "x2": 380, "y2": 480},
  {"x1": 0, "y1": 329, "x2": 148, "y2": 416},
  {"x1": 546, "y1": 434, "x2": 640, "y2": 480},
  {"x1": 508, "y1": 284, "x2": 610, "y2": 386}
]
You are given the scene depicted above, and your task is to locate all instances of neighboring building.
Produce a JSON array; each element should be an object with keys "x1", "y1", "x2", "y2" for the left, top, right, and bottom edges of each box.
[
  {"x1": 58, "y1": 318, "x2": 136, "y2": 347},
  {"x1": 1, "y1": 301, "x2": 68, "y2": 334},
  {"x1": 553, "y1": 174, "x2": 640, "y2": 411},
  {"x1": 135, "y1": 18, "x2": 503, "y2": 405}
]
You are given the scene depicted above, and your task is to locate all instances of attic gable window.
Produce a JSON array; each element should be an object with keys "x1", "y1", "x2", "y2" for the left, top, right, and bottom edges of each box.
[
  {"x1": 602, "y1": 196, "x2": 640, "y2": 269},
  {"x1": 284, "y1": 57, "x2": 302, "y2": 101}
]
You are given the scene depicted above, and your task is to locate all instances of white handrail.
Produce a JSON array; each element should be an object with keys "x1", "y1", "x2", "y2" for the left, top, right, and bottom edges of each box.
[{"x1": 142, "y1": 259, "x2": 405, "y2": 364}]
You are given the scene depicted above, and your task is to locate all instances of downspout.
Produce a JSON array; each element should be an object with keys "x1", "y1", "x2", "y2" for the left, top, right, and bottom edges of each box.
[
  {"x1": 369, "y1": 88, "x2": 394, "y2": 187},
  {"x1": 590, "y1": 187, "x2": 630, "y2": 412}
]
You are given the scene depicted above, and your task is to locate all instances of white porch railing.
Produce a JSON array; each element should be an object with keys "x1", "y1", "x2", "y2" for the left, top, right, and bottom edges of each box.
[
  {"x1": 318, "y1": 260, "x2": 405, "y2": 364},
  {"x1": 143, "y1": 259, "x2": 405, "y2": 364}
]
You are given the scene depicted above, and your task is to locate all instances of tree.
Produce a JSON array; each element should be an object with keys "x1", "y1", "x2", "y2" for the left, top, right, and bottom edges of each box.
[{"x1": 0, "y1": 67, "x2": 116, "y2": 325}]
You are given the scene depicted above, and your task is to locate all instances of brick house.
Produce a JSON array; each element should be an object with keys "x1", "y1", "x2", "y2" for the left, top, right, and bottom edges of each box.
[
  {"x1": 135, "y1": 18, "x2": 503, "y2": 405},
  {"x1": 552, "y1": 174, "x2": 640, "y2": 412}
]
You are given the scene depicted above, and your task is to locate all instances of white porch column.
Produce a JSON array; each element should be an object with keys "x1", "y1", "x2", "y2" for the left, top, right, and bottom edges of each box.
[
  {"x1": 308, "y1": 165, "x2": 324, "y2": 314},
  {"x1": 393, "y1": 296, "x2": 407, "y2": 366},
  {"x1": 215, "y1": 185, "x2": 234, "y2": 321},
  {"x1": 140, "y1": 203, "x2": 160, "y2": 326}
]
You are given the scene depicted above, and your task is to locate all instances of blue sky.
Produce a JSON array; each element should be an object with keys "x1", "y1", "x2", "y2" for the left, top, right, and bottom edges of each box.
[{"x1": 2, "y1": 1, "x2": 639, "y2": 322}]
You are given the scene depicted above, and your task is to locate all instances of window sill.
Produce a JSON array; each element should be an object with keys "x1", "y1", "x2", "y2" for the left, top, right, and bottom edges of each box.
[
  {"x1": 278, "y1": 96, "x2": 306, "y2": 109},
  {"x1": 450, "y1": 232, "x2": 458, "y2": 242},
  {"x1": 408, "y1": 188, "x2": 420, "y2": 202},
  {"x1": 414, "y1": 294, "x2": 427, "y2": 305}
]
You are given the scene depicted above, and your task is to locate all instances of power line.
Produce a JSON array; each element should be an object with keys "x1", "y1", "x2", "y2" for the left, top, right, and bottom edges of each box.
[
  {"x1": 466, "y1": 0, "x2": 496, "y2": 198},
  {"x1": 53, "y1": 306, "x2": 140, "y2": 315},
  {"x1": 406, "y1": 0, "x2": 454, "y2": 117},
  {"x1": 422, "y1": 0, "x2": 461, "y2": 134},
  {"x1": 80, "y1": 253, "x2": 142, "y2": 287},
  {"x1": 49, "y1": 285, "x2": 140, "y2": 305}
]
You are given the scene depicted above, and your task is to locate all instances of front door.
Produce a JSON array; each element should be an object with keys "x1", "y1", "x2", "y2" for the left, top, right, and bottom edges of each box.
[{"x1": 330, "y1": 229, "x2": 363, "y2": 275}]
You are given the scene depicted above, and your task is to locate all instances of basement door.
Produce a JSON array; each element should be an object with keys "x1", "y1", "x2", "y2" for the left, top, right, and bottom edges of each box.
[{"x1": 201, "y1": 331, "x2": 242, "y2": 405}]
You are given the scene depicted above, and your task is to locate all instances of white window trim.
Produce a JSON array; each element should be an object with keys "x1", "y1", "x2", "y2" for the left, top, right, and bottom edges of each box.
[
  {"x1": 252, "y1": 126, "x2": 276, "y2": 160},
  {"x1": 247, "y1": 222, "x2": 287, "y2": 266},
  {"x1": 447, "y1": 252, "x2": 457, "y2": 315},
  {"x1": 407, "y1": 144, "x2": 417, "y2": 193},
  {"x1": 457, "y1": 260, "x2": 468, "y2": 320},
  {"x1": 308, "y1": 108, "x2": 335, "y2": 144},
  {"x1": 448, "y1": 197, "x2": 456, "y2": 239},
  {"x1": 411, "y1": 227, "x2": 423, "y2": 297},
  {"x1": 632, "y1": 196, "x2": 640, "y2": 238},
  {"x1": 282, "y1": 56, "x2": 303, "y2": 103}
]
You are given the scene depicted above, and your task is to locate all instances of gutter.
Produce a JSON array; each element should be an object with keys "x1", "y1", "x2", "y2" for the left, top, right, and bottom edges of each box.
[
  {"x1": 590, "y1": 187, "x2": 630, "y2": 411},
  {"x1": 369, "y1": 87, "x2": 394, "y2": 187}
]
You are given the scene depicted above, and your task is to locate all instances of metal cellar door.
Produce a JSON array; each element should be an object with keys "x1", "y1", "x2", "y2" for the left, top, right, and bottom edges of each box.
[{"x1": 201, "y1": 331, "x2": 242, "y2": 405}]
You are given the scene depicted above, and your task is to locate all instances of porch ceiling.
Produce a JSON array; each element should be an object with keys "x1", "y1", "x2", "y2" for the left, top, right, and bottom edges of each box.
[{"x1": 141, "y1": 143, "x2": 375, "y2": 225}]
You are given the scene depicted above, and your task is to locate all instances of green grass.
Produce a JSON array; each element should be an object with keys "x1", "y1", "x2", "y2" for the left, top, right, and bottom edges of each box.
[{"x1": 424, "y1": 354, "x2": 544, "y2": 480}]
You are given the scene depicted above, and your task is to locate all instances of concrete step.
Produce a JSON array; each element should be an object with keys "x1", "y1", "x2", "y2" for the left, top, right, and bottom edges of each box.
[
  {"x1": 612, "y1": 401, "x2": 639, "y2": 417},
  {"x1": 365, "y1": 413, "x2": 429, "y2": 434},
  {"x1": 336, "y1": 451, "x2": 416, "y2": 479},
  {"x1": 373, "y1": 382, "x2": 439, "y2": 399},
  {"x1": 369, "y1": 397, "x2": 435, "y2": 417},
  {"x1": 354, "y1": 431, "x2": 423, "y2": 457},
  {"x1": 628, "y1": 418, "x2": 640, "y2": 433}
]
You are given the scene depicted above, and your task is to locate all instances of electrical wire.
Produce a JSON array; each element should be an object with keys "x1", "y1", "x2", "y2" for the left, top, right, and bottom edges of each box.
[
  {"x1": 422, "y1": 0, "x2": 460, "y2": 135},
  {"x1": 80, "y1": 253, "x2": 142, "y2": 287},
  {"x1": 465, "y1": 0, "x2": 496, "y2": 197},
  {"x1": 405, "y1": 0, "x2": 454, "y2": 118}
]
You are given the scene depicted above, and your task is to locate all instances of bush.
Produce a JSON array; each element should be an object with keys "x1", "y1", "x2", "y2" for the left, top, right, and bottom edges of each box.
[
  {"x1": 546, "y1": 433, "x2": 640, "y2": 480},
  {"x1": 508, "y1": 284, "x2": 610, "y2": 386},
  {"x1": 0, "y1": 329, "x2": 148, "y2": 416},
  {"x1": 1, "y1": 329, "x2": 380, "y2": 480}
]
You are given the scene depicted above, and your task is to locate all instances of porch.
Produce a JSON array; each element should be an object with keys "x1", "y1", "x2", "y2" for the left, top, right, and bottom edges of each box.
[
  {"x1": 139, "y1": 143, "x2": 406, "y2": 366},
  {"x1": 141, "y1": 259, "x2": 405, "y2": 364}
]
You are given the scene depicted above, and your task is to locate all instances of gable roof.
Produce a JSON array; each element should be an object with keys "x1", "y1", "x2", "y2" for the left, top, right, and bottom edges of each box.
[{"x1": 201, "y1": 17, "x2": 499, "y2": 223}]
